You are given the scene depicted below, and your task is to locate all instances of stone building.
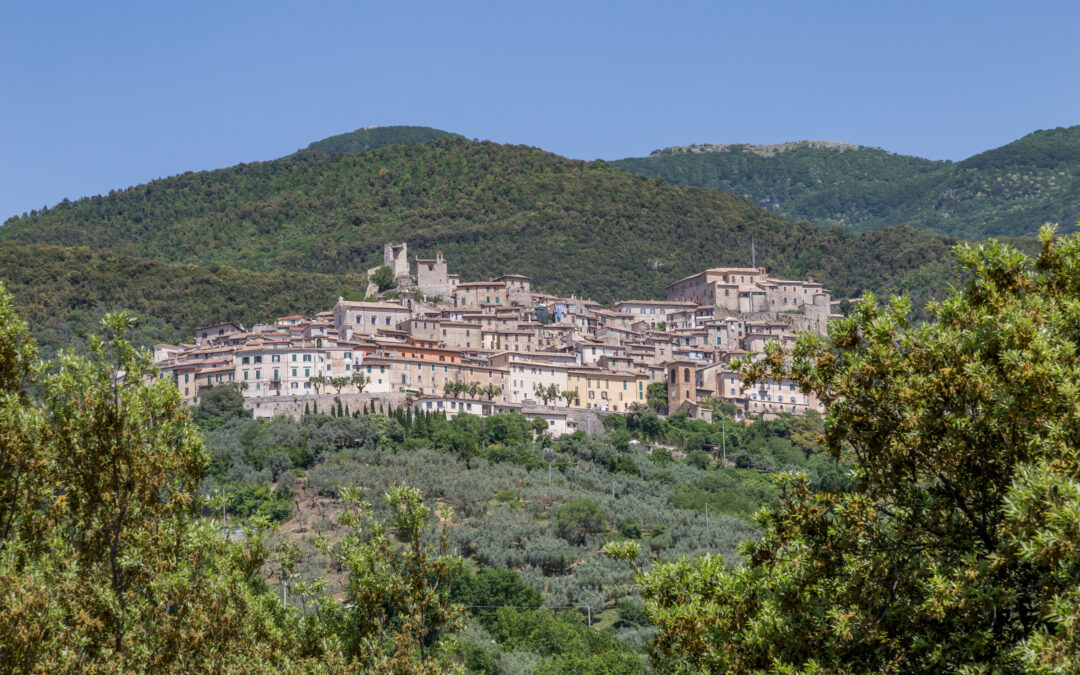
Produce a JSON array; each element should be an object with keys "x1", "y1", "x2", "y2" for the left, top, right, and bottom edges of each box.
[{"x1": 415, "y1": 252, "x2": 452, "y2": 300}]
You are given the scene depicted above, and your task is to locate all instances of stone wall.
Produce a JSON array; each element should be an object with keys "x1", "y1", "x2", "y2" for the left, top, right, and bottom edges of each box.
[{"x1": 244, "y1": 392, "x2": 410, "y2": 420}]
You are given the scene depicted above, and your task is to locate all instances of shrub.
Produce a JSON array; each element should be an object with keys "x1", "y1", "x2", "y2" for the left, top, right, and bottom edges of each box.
[
  {"x1": 554, "y1": 498, "x2": 607, "y2": 544},
  {"x1": 618, "y1": 519, "x2": 643, "y2": 539}
]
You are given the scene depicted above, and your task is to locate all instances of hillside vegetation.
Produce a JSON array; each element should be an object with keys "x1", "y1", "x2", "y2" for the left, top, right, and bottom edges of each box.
[
  {"x1": 0, "y1": 243, "x2": 368, "y2": 357},
  {"x1": 0, "y1": 138, "x2": 962, "y2": 305},
  {"x1": 612, "y1": 126, "x2": 1080, "y2": 238},
  {"x1": 303, "y1": 124, "x2": 464, "y2": 155}
]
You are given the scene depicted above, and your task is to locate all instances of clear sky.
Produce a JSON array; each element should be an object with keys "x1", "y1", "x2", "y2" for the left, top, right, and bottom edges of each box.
[{"x1": 2, "y1": 0, "x2": 1079, "y2": 221}]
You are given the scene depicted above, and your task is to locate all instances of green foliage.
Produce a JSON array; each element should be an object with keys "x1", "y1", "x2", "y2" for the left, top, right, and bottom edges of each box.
[
  {"x1": 0, "y1": 300, "x2": 303, "y2": 671},
  {"x1": 371, "y1": 264, "x2": 396, "y2": 291},
  {"x1": 614, "y1": 128, "x2": 1080, "y2": 239},
  {"x1": 668, "y1": 468, "x2": 778, "y2": 519},
  {"x1": 193, "y1": 383, "x2": 250, "y2": 430},
  {"x1": 631, "y1": 228, "x2": 1080, "y2": 672},
  {"x1": 489, "y1": 608, "x2": 643, "y2": 674},
  {"x1": 317, "y1": 485, "x2": 465, "y2": 672},
  {"x1": 452, "y1": 566, "x2": 542, "y2": 629},
  {"x1": 1, "y1": 139, "x2": 964, "y2": 308},
  {"x1": 0, "y1": 243, "x2": 369, "y2": 357},
  {"x1": 554, "y1": 498, "x2": 607, "y2": 544},
  {"x1": 618, "y1": 519, "x2": 642, "y2": 539},
  {"x1": 645, "y1": 382, "x2": 667, "y2": 414},
  {"x1": 303, "y1": 125, "x2": 464, "y2": 155}
]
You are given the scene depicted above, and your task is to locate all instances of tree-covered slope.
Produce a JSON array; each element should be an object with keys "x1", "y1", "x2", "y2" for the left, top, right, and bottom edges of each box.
[
  {"x1": 0, "y1": 138, "x2": 961, "y2": 304},
  {"x1": 0, "y1": 243, "x2": 368, "y2": 356},
  {"x1": 303, "y1": 125, "x2": 464, "y2": 155},
  {"x1": 611, "y1": 126, "x2": 1080, "y2": 239}
]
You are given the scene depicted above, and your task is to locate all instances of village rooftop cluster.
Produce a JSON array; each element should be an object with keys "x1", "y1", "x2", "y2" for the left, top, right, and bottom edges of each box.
[{"x1": 156, "y1": 243, "x2": 838, "y2": 434}]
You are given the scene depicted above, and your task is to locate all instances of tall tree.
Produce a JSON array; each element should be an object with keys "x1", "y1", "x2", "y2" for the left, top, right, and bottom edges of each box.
[{"x1": 609, "y1": 227, "x2": 1080, "y2": 673}]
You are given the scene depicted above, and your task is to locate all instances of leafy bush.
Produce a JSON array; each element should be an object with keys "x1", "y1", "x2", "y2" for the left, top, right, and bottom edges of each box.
[{"x1": 554, "y1": 498, "x2": 607, "y2": 544}]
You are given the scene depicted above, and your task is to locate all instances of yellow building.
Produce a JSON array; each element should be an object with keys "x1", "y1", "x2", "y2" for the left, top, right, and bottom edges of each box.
[{"x1": 567, "y1": 368, "x2": 648, "y2": 412}]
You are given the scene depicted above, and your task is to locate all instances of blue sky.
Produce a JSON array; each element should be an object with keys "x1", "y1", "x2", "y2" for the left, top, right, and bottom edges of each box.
[{"x1": 2, "y1": 1, "x2": 1079, "y2": 220}]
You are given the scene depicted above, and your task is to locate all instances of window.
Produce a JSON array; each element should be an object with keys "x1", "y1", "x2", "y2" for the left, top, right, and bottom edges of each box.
[
  {"x1": 255, "y1": 370, "x2": 260, "y2": 379},
  {"x1": 291, "y1": 354, "x2": 297, "y2": 361},
  {"x1": 385, "y1": 316, "x2": 392, "y2": 325},
  {"x1": 291, "y1": 382, "x2": 298, "y2": 389},
  {"x1": 683, "y1": 368, "x2": 691, "y2": 383},
  {"x1": 273, "y1": 369, "x2": 279, "y2": 380},
  {"x1": 292, "y1": 368, "x2": 297, "y2": 377},
  {"x1": 304, "y1": 368, "x2": 310, "y2": 377},
  {"x1": 241, "y1": 356, "x2": 250, "y2": 365},
  {"x1": 184, "y1": 373, "x2": 190, "y2": 383},
  {"x1": 243, "y1": 371, "x2": 249, "y2": 381},
  {"x1": 254, "y1": 356, "x2": 262, "y2": 364},
  {"x1": 271, "y1": 354, "x2": 280, "y2": 362}
]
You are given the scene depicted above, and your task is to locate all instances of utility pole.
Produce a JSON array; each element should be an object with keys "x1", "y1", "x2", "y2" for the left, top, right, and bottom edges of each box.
[
  {"x1": 751, "y1": 238, "x2": 756, "y2": 268},
  {"x1": 722, "y1": 420, "x2": 727, "y2": 464}
]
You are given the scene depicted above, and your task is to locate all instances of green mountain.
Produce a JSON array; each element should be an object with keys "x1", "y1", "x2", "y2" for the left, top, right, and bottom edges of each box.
[
  {"x1": 611, "y1": 126, "x2": 1080, "y2": 239},
  {"x1": 303, "y1": 125, "x2": 464, "y2": 155},
  {"x1": 0, "y1": 243, "x2": 368, "y2": 357},
  {"x1": 0, "y1": 138, "x2": 962, "y2": 307}
]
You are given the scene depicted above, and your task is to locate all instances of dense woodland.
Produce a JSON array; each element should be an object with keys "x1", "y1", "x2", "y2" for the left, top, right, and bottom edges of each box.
[
  {"x1": 302, "y1": 125, "x2": 464, "y2": 155},
  {"x1": 613, "y1": 126, "x2": 1080, "y2": 239},
  {"x1": 1, "y1": 138, "x2": 964, "y2": 306},
  {"x1": 0, "y1": 243, "x2": 369, "y2": 358}
]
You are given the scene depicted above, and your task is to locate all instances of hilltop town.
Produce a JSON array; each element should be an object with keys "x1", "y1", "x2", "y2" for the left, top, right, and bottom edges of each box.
[{"x1": 157, "y1": 242, "x2": 836, "y2": 431}]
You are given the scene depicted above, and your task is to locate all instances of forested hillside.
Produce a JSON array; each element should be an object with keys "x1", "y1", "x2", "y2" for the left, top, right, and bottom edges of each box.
[
  {"x1": 612, "y1": 126, "x2": 1080, "y2": 239},
  {"x1": 0, "y1": 243, "x2": 368, "y2": 357},
  {"x1": 0, "y1": 138, "x2": 962, "y2": 304},
  {"x1": 302, "y1": 125, "x2": 463, "y2": 155}
]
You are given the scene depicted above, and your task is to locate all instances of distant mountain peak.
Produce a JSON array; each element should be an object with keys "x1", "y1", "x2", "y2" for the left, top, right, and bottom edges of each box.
[
  {"x1": 302, "y1": 125, "x2": 464, "y2": 156},
  {"x1": 649, "y1": 140, "x2": 873, "y2": 158}
]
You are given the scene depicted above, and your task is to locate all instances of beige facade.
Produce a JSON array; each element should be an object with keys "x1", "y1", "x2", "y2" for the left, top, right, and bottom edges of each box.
[
  {"x1": 567, "y1": 368, "x2": 648, "y2": 412},
  {"x1": 333, "y1": 300, "x2": 412, "y2": 336},
  {"x1": 612, "y1": 300, "x2": 698, "y2": 329},
  {"x1": 716, "y1": 370, "x2": 823, "y2": 417},
  {"x1": 359, "y1": 356, "x2": 508, "y2": 398},
  {"x1": 401, "y1": 318, "x2": 482, "y2": 349},
  {"x1": 490, "y1": 352, "x2": 571, "y2": 406}
]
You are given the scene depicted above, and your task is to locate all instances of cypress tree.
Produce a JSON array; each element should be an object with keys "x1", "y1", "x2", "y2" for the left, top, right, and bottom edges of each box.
[{"x1": 304, "y1": 401, "x2": 310, "y2": 416}]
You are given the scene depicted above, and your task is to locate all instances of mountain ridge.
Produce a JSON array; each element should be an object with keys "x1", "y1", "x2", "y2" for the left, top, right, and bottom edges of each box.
[
  {"x1": 649, "y1": 140, "x2": 877, "y2": 158},
  {"x1": 302, "y1": 125, "x2": 464, "y2": 156},
  {"x1": 613, "y1": 126, "x2": 1080, "y2": 238},
  {"x1": 0, "y1": 138, "x2": 963, "y2": 307}
]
